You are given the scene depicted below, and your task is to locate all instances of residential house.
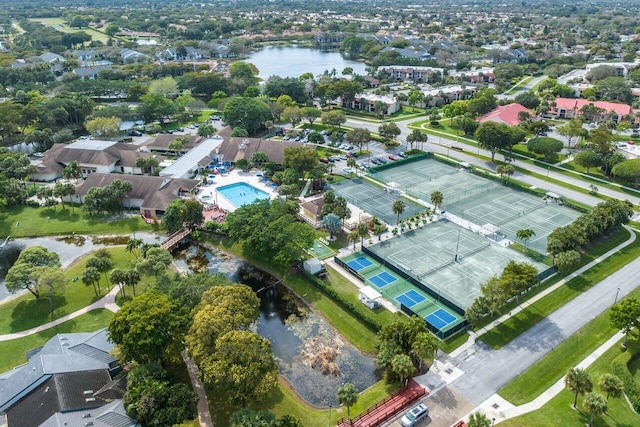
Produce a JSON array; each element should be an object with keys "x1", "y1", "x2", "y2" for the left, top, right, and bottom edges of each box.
[
  {"x1": 421, "y1": 85, "x2": 479, "y2": 107},
  {"x1": 551, "y1": 98, "x2": 634, "y2": 123},
  {"x1": 74, "y1": 174, "x2": 200, "y2": 220},
  {"x1": 119, "y1": 48, "x2": 147, "y2": 63},
  {"x1": 378, "y1": 65, "x2": 444, "y2": 83},
  {"x1": 40, "y1": 52, "x2": 66, "y2": 64},
  {"x1": 477, "y1": 103, "x2": 532, "y2": 126},
  {"x1": 71, "y1": 49, "x2": 101, "y2": 62},
  {"x1": 363, "y1": 75, "x2": 380, "y2": 88},
  {"x1": 31, "y1": 140, "x2": 159, "y2": 182},
  {"x1": 0, "y1": 329, "x2": 137, "y2": 427},
  {"x1": 72, "y1": 64, "x2": 112, "y2": 80},
  {"x1": 160, "y1": 46, "x2": 205, "y2": 61},
  {"x1": 447, "y1": 67, "x2": 495, "y2": 84},
  {"x1": 214, "y1": 127, "x2": 303, "y2": 166}
]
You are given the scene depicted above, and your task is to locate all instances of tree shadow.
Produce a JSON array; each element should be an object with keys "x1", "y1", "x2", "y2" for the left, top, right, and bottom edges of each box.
[{"x1": 10, "y1": 294, "x2": 68, "y2": 333}]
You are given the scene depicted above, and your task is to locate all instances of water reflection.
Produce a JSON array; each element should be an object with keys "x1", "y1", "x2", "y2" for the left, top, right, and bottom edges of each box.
[{"x1": 174, "y1": 245, "x2": 380, "y2": 407}]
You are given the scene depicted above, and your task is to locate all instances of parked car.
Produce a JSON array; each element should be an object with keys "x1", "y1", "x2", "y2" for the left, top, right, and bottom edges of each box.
[
  {"x1": 398, "y1": 151, "x2": 407, "y2": 158},
  {"x1": 400, "y1": 403, "x2": 429, "y2": 427},
  {"x1": 128, "y1": 130, "x2": 143, "y2": 137},
  {"x1": 319, "y1": 158, "x2": 329, "y2": 163},
  {"x1": 377, "y1": 157, "x2": 388, "y2": 164},
  {"x1": 389, "y1": 155, "x2": 399, "y2": 161}
]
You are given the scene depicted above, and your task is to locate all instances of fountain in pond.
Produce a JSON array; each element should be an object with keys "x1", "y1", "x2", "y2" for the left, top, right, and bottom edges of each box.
[{"x1": 173, "y1": 244, "x2": 380, "y2": 407}]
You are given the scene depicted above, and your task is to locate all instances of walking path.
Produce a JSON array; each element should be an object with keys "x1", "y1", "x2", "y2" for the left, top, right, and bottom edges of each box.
[
  {"x1": 0, "y1": 285, "x2": 120, "y2": 342},
  {"x1": 450, "y1": 225, "x2": 636, "y2": 359},
  {"x1": 0, "y1": 285, "x2": 215, "y2": 427},
  {"x1": 462, "y1": 331, "x2": 625, "y2": 424}
]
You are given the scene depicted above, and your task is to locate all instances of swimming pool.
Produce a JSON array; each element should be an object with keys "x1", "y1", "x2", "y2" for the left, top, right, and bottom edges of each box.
[{"x1": 216, "y1": 182, "x2": 270, "y2": 208}]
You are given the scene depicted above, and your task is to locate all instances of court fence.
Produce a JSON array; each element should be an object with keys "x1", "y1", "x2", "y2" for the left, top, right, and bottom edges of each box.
[
  {"x1": 362, "y1": 246, "x2": 466, "y2": 315},
  {"x1": 368, "y1": 152, "x2": 430, "y2": 173},
  {"x1": 399, "y1": 303, "x2": 468, "y2": 340}
]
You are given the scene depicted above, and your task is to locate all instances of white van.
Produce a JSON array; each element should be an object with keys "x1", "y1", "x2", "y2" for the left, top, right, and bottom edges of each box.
[{"x1": 400, "y1": 403, "x2": 429, "y2": 426}]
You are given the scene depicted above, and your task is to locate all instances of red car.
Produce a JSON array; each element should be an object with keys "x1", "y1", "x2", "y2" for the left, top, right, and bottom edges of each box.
[
  {"x1": 388, "y1": 155, "x2": 399, "y2": 161},
  {"x1": 319, "y1": 157, "x2": 330, "y2": 163}
]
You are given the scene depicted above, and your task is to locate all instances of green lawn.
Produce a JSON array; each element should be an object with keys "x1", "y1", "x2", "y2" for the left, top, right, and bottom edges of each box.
[
  {"x1": 0, "y1": 247, "x2": 146, "y2": 335},
  {"x1": 480, "y1": 228, "x2": 636, "y2": 349},
  {"x1": 504, "y1": 76, "x2": 535, "y2": 95},
  {"x1": 0, "y1": 309, "x2": 113, "y2": 373},
  {"x1": 29, "y1": 18, "x2": 111, "y2": 43},
  {"x1": 0, "y1": 205, "x2": 156, "y2": 238},
  {"x1": 500, "y1": 338, "x2": 640, "y2": 426}
]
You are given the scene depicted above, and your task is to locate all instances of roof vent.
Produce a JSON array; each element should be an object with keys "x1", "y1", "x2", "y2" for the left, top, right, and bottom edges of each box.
[
  {"x1": 84, "y1": 422, "x2": 94, "y2": 426},
  {"x1": 159, "y1": 178, "x2": 172, "y2": 190},
  {"x1": 85, "y1": 397, "x2": 96, "y2": 402},
  {"x1": 83, "y1": 390, "x2": 94, "y2": 395},
  {"x1": 83, "y1": 413, "x2": 91, "y2": 418}
]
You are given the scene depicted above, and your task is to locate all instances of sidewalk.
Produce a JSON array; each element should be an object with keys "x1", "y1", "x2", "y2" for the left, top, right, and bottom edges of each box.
[
  {"x1": 460, "y1": 331, "x2": 625, "y2": 425},
  {"x1": 449, "y1": 225, "x2": 636, "y2": 359},
  {"x1": 0, "y1": 285, "x2": 120, "y2": 342}
]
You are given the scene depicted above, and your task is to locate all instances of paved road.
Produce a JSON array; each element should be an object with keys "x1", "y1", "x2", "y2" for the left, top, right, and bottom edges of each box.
[
  {"x1": 497, "y1": 75, "x2": 548, "y2": 101},
  {"x1": 450, "y1": 240, "x2": 640, "y2": 405}
]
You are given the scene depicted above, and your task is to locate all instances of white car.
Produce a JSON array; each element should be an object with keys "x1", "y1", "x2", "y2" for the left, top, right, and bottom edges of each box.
[{"x1": 400, "y1": 403, "x2": 429, "y2": 427}]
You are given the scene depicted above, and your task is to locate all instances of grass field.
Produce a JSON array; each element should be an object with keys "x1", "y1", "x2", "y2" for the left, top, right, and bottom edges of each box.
[
  {"x1": 29, "y1": 18, "x2": 110, "y2": 43},
  {"x1": 0, "y1": 205, "x2": 156, "y2": 238},
  {"x1": 0, "y1": 309, "x2": 113, "y2": 373},
  {"x1": 500, "y1": 337, "x2": 640, "y2": 426},
  {"x1": 0, "y1": 247, "x2": 143, "y2": 334}
]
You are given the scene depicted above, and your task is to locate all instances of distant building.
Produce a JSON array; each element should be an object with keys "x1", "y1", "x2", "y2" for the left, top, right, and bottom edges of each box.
[
  {"x1": 378, "y1": 65, "x2": 444, "y2": 82},
  {"x1": 585, "y1": 62, "x2": 636, "y2": 78},
  {"x1": 477, "y1": 103, "x2": 532, "y2": 126},
  {"x1": 342, "y1": 92, "x2": 400, "y2": 115},
  {"x1": 551, "y1": 98, "x2": 634, "y2": 123}
]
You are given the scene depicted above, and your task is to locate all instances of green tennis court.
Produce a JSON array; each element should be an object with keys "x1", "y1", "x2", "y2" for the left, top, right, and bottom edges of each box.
[{"x1": 308, "y1": 239, "x2": 336, "y2": 259}]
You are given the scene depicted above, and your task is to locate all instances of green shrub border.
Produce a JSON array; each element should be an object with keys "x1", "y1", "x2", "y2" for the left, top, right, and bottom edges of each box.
[
  {"x1": 301, "y1": 270, "x2": 383, "y2": 333},
  {"x1": 611, "y1": 346, "x2": 640, "y2": 413}
]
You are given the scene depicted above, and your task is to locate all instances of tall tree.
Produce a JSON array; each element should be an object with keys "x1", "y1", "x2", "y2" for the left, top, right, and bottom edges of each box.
[
  {"x1": 199, "y1": 330, "x2": 278, "y2": 407},
  {"x1": 573, "y1": 150, "x2": 602, "y2": 174},
  {"x1": 108, "y1": 290, "x2": 190, "y2": 365},
  {"x1": 391, "y1": 354, "x2": 415, "y2": 386},
  {"x1": 392, "y1": 199, "x2": 407, "y2": 225},
  {"x1": 583, "y1": 392, "x2": 607, "y2": 427},
  {"x1": 378, "y1": 122, "x2": 401, "y2": 146},
  {"x1": 82, "y1": 266, "x2": 102, "y2": 297},
  {"x1": 162, "y1": 199, "x2": 204, "y2": 232},
  {"x1": 322, "y1": 213, "x2": 342, "y2": 239},
  {"x1": 346, "y1": 127, "x2": 371, "y2": 151},
  {"x1": 406, "y1": 129, "x2": 428, "y2": 151},
  {"x1": 430, "y1": 191, "x2": 444, "y2": 211},
  {"x1": 475, "y1": 121, "x2": 516, "y2": 162},
  {"x1": 565, "y1": 368, "x2": 593, "y2": 408},
  {"x1": 612, "y1": 159, "x2": 640, "y2": 188},
  {"x1": 516, "y1": 228, "x2": 536, "y2": 253},
  {"x1": 556, "y1": 119, "x2": 586, "y2": 148},
  {"x1": 412, "y1": 332, "x2": 439, "y2": 372},
  {"x1": 610, "y1": 297, "x2": 640, "y2": 342},
  {"x1": 598, "y1": 374, "x2": 624, "y2": 400},
  {"x1": 337, "y1": 383, "x2": 359, "y2": 420},
  {"x1": 467, "y1": 411, "x2": 492, "y2": 427},
  {"x1": 4, "y1": 246, "x2": 61, "y2": 300}
]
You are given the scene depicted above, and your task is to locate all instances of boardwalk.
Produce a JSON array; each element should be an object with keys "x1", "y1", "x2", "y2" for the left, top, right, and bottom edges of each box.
[
  {"x1": 338, "y1": 379, "x2": 426, "y2": 427},
  {"x1": 160, "y1": 227, "x2": 191, "y2": 250}
]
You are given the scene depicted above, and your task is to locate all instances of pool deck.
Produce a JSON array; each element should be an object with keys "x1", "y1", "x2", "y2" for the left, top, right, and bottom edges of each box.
[{"x1": 197, "y1": 169, "x2": 279, "y2": 212}]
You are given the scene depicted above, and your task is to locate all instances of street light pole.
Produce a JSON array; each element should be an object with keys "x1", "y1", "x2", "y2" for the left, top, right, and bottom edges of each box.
[
  {"x1": 492, "y1": 418, "x2": 496, "y2": 427},
  {"x1": 329, "y1": 405, "x2": 332, "y2": 426},
  {"x1": 614, "y1": 287, "x2": 621, "y2": 304}
]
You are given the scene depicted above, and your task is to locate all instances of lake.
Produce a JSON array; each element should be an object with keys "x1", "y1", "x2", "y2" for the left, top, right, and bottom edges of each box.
[{"x1": 245, "y1": 46, "x2": 367, "y2": 80}]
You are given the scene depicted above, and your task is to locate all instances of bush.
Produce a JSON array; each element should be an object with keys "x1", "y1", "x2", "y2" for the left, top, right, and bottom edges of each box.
[{"x1": 611, "y1": 349, "x2": 640, "y2": 412}]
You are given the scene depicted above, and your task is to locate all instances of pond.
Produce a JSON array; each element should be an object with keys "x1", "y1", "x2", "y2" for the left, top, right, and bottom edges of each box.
[
  {"x1": 245, "y1": 45, "x2": 367, "y2": 80},
  {"x1": 173, "y1": 244, "x2": 380, "y2": 407},
  {"x1": 0, "y1": 233, "x2": 163, "y2": 303}
]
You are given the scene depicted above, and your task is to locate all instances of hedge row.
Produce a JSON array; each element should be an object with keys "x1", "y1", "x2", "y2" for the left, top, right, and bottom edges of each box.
[
  {"x1": 368, "y1": 152, "x2": 430, "y2": 172},
  {"x1": 611, "y1": 351, "x2": 640, "y2": 412},
  {"x1": 301, "y1": 271, "x2": 383, "y2": 333}
]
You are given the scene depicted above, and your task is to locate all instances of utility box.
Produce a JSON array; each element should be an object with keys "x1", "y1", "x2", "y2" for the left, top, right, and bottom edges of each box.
[
  {"x1": 303, "y1": 258, "x2": 325, "y2": 276},
  {"x1": 359, "y1": 286, "x2": 382, "y2": 309}
]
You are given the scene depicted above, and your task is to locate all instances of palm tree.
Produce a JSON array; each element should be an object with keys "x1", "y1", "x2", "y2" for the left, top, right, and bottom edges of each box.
[
  {"x1": 347, "y1": 231, "x2": 360, "y2": 250},
  {"x1": 412, "y1": 332, "x2": 439, "y2": 372},
  {"x1": 337, "y1": 383, "x2": 359, "y2": 421},
  {"x1": 374, "y1": 224, "x2": 387, "y2": 241},
  {"x1": 391, "y1": 354, "x2": 415, "y2": 387},
  {"x1": 516, "y1": 228, "x2": 536, "y2": 253},
  {"x1": 430, "y1": 191, "x2": 444, "y2": 212},
  {"x1": 467, "y1": 411, "x2": 492, "y2": 427},
  {"x1": 598, "y1": 374, "x2": 623, "y2": 400},
  {"x1": 565, "y1": 368, "x2": 593, "y2": 408},
  {"x1": 125, "y1": 238, "x2": 144, "y2": 259},
  {"x1": 392, "y1": 200, "x2": 406, "y2": 225},
  {"x1": 81, "y1": 266, "x2": 101, "y2": 297},
  {"x1": 583, "y1": 392, "x2": 607, "y2": 426},
  {"x1": 357, "y1": 221, "x2": 369, "y2": 247}
]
